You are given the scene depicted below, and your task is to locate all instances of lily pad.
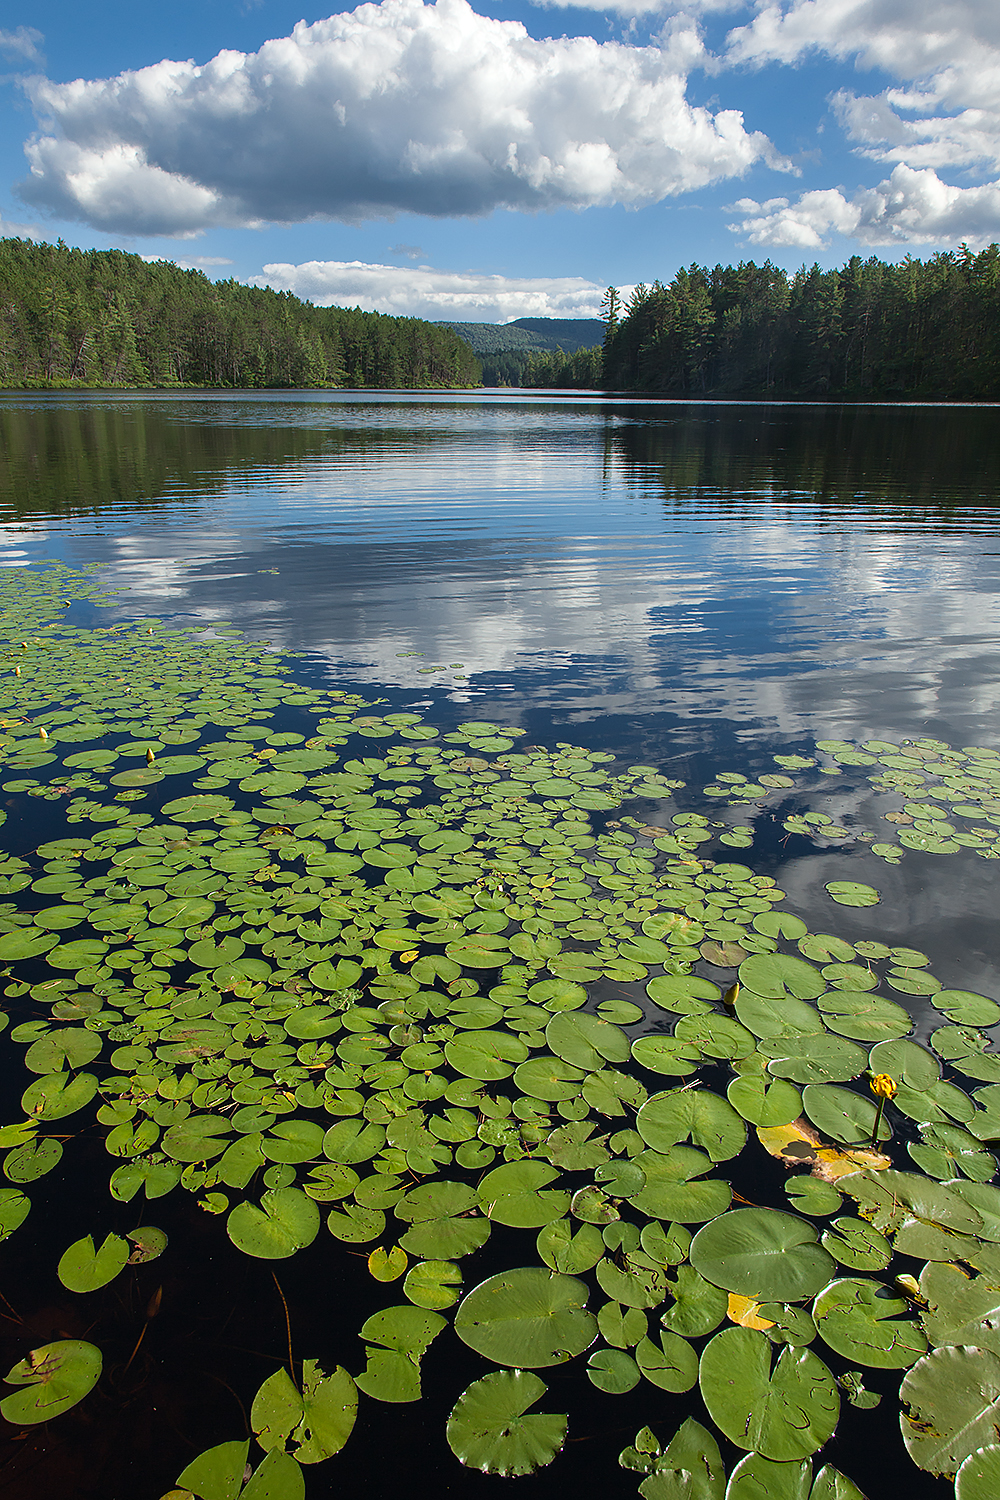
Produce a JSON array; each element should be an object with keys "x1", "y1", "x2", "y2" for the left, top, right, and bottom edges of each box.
[
  {"x1": 1, "y1": 1339, "x2": 103, "y2": 1424},
  {"x1": 57, "y1": 1232, "x2": 130, "y2": 1293},
  {"x1": 738, "y1": 953, "x2": 825, "y2": 1000},
  {"x1": 956, "y1": 1444, "x2": 1000, "y2": 1500},
  {"x1": 812, "y1": 1278, "x2": 928, "y2": 1367},
  {"x1": 690, "y1": 1208, "x2": 836, "y2": 1300},
  {"x1": 699, "y1": 1326, "x2": 839, "y2": 1459},
  {"x1": 637, "y1": 1090, "x2": 746, "y2": 1163},
  {"x1": 803, "y1": 1083, "x2": 890, "y2": 1145},
  {"x1": 175, "y1": 1440, "x2": 250, "y2": 1500},
  {"x1": 446, "y1": 1370, "x2": 567, "y2": 1475},
  {"x1": 0, "y1": 1188, "x2": 30, "y2": 1242},
  {"x1": 477, "y1": 1161, "x2": 570, "y2": 1228},
  {"x1": 725, "y1": 1453, "x2": 811, "y2": 1500},
  {"x1": 403, "y1": 1260, "x2": 463, "y2": 1310},
  {"x1": 227, "y1": 1187, "x2": 320, "y2": 1259},
  {"x1": 454, "y1": 1269, "x2": 597, "y2": 1368},
  {"x1": 901, "y1": 1345, "x2": 1000, "y2": 1476},
  {"x1": 251, "y1": 1360, "x2": 357, "y2": 1463},
  {"x1": 825, "y1": 882, "x2": 880, "y2": 908}
]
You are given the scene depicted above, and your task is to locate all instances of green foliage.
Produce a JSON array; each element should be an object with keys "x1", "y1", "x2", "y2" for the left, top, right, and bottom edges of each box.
[
  {"x1": 603, "y1": 245, "x2": 1000, "y2": 398},
  {"x1": 0, "y1": 237, "x2": 480, "y2": 390}
]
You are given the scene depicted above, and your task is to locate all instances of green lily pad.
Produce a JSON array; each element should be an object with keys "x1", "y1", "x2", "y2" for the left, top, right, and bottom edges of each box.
[
  {"x1": 444, "y1": 1030, "x2": 527, "y2": 1081},
  {"x1": 699, "y1": 1326, "x2": 839, "y2": 1459},
  {"x1": 545, "y1": 1011, "x2": 630, "y2": 1070},
  {"x1": 901, "y1": 1345, "x2": 1000, "y2": 1476},
  {"x1": 1, "y1": 1339, "x2": 103, "y2": 1425},
  {"x1": 812, "y1": 1278, "x2": 928, "y2": 1367},
  {"x1": 956, "y1": 1444, "x2": 1000, "y2": 1500},
  {"x1": 227, "y1": 1187, "x2": 320, "y2": 1259},
  {"x1": 825, "y1": 882, "x2": 880, "y2": 908},
  {"x1": 176, "y1": 1440, "x2": 250, "y2": 1500},
  {"x1": 587, "y1": 1348, "x2": 640, "y2": 1394},
  {"x1": 403, "y1": 1260, "x2": 463, "y2": 1310},
  {"x1": 149, "y1": 896, "x2": 216, "y2": 927},
  {"x1": 21, "y1": 1070, "x2": 98, "y2": 1121},
  {"x1": 3, "y1": 1136, "x2": 63, "y2": 1182},
  {"x1": 0, "y1": 1187, "x2": 31, "y2": 1240},
  {"x1": 637, "y1": 1090, "x2": 746, "y2": 1163},
  {"x1": 251, "y1": 1360, "x2": 357, "y2": 1463},
  {"x1": 727, "y1": 1074, "x2": 802, "y2": 1127},
  {"x1": 935, "y1": 990, "x2": 1000, "y2": 1027},
  {"x1": 446, "y1": 1370, "x2": 567, "y2": 1475},
  {"x1": 634, "y1": 1418, "x2": 724, "y2": 1499},
  {"x1": 395, "y1": 1181, "x2": 491, "y2": 1258},
  {"x1": 738, "y1": 953, "x2": 825, "y2": 1000},
  {"x1": 46, "y1": 937, "x2": 108, "y2": 970},
  {"x1": 629, "y1": 1147, "x2": 732, "y2": 1224},
  {"x1": 635, "y1": 1329, "x2": 698, "y2": 1393},
  {"x1": 514, "y1": 1056, "x2": 586, "y2": 1102},
  {"x1": 57, "y1": 1232, "x2": 129, "y2": 1293},
  {"x1": 162, "y1": 1114, "x2": 232, "y2": 1162},
  {"x1": 536, "y1": 1220, "x2": 604, "y2": 1274},
  {"x1": 725, "y1": 1453, "x2": 811, "y2": 1500},
  {"x1": 819, "y1": 1216, "x2": 892, "y2": 1271},
  {"x1": 477, "y1": 1161, "x2": 570, "y2": 1228},
  {"x1": 454, "y1": 1269, "x2": 597, "y2": 1368},
  {"x1": 868, "y1": 1038, "x2": 940, "y2": 1090},
  {"x1": 818, "y1": 991, "x2": 912, "y2": 1043},
  {"x1": 920, "y1": 1260, "x2": 1000, "y2": 1350},
  {"x1": 803, "y1": 1083, "x2": 891, "y2": 1145},
  {"x1": 690, "y1": 1208, "x2": 836, "y2": 1300},
  {"x1": 660, "y1": 1266, "x2": 728, "y2": 1338},
  {"x1": 766, "y1": 1035, "x2": 869, "y2": 1086}
]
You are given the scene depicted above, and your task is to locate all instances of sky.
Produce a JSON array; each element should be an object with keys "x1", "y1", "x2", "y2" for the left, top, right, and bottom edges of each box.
[{"x1": 1, "y1": 0, "x2": 999, "y2": 321}]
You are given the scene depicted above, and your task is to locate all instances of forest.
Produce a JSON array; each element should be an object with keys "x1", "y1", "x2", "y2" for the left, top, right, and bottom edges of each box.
[
  {"x1": 4, "y1": 236, "x2": 998, "y2": 398},
  {"x1": 602, "y1": 244, "x2": 1000, "y2": 399},
  {"x1": 0, "y1": 237, "x2": 481, "y2": 389}
]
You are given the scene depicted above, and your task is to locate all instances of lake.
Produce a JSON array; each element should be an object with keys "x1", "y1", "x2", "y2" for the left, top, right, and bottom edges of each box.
[{"x1": 0, "y1": 391, "x2": 999, "y2": 1500}]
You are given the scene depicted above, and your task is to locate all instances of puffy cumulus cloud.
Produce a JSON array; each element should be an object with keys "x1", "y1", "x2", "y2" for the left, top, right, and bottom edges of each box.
[
  {"x1": 18, "y1": 0, "x2": 779, "y2": 236},
  {"x1": 725, "y1": 0, "x2": 1000, "y2": 76},
  {"x1": 721, "y1": 0, "x2": 1000, "y2": 248},
  {"x1": 727, "y1": 2, "x2": 1000, "y2": 177},
  {"x1": 729, "y1": 163, "x2": 1000, "y2": 247},
  {"x1": 252, "y1": 259, "x2": 620, "y2": 319}
]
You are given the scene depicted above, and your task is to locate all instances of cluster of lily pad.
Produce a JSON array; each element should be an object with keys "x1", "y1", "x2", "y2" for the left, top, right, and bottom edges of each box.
[
  {"x1": 701, "y1": 742, "x2": 1000, "y2": 866},
  {"x1": 0, "y1": 565, "x2": 999, "y2": 1500}
]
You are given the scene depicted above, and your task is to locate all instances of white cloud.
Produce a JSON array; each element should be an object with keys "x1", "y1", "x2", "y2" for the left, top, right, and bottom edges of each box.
[
  {"x1": 530, "y1": 0, "x2": 742, "y2": 16},
  {"x1": 729, "y1": 163, "x2": 1000, "y2": 247},
  {"x1": 18, "y1": 0, "x2": 779, "y2": 236},
  {"x1": 0, "y1": 213, "x2": 42, "y2": 241},
  {"x1": 0, "y1": 26, "x2": 43, "y2": 64},
  {"x1": 252, "y1": 259, "x2": 618, "y2": 319},
  {"x1": 722, "y1": 0, "x2": 1000, "y2": 248},
  {"x1": 726, "y1": 0, "x2": 1000, "y2": 77},
  {"x1": 142, "y1": 253, "x2": 235, "y2": 268}
]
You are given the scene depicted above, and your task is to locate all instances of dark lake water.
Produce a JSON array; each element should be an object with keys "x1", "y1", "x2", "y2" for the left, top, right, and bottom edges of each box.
[
  {"x1": 4, "y1": 392, "x2": 1000, "y2": 989},
  {"x1": 1, "y1": 391, "x2": 999, "y2": 1500}
]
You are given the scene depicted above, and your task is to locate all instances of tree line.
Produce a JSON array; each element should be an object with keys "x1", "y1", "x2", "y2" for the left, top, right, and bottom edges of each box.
[
  {"x1": 0, "y1": 237, "x2": 481, "y2": 389},
  {"x1": 601, "y1": 245, "x2": 1000, "y2": 399}
]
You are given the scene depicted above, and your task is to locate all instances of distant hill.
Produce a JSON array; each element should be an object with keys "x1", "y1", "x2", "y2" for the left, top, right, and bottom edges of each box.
[
  {"x1": 509, "y1": 318, "x2": 606, "y2": 352},
  {"x1": 439, "y1": 317, "x2": 604, "y2": 357}
]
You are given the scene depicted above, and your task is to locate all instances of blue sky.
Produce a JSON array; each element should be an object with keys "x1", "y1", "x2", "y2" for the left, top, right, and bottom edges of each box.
[{"x1": 2, "y1": 0, "x2": 998, "y2": 320}]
